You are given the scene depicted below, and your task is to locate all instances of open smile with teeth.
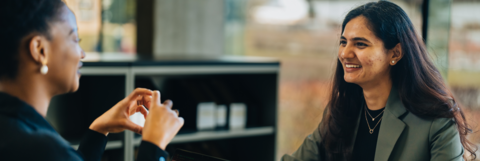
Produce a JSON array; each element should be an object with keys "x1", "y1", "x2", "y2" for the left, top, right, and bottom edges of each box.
[{"x1": 346, "y1": 64, "x2": 362, "y2": 68}]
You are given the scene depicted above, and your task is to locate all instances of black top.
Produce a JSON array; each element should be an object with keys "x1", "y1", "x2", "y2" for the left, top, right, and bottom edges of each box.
[
  {"x1": 0, "y1": 92, "x2": 168, "y2": 161},
  {"x1": 352, "y1": 106, "x2": 385, "y2": 161}
]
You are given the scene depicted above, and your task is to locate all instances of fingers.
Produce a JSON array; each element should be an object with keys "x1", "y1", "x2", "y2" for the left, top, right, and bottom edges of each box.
[
  {"x1": 163, "y1": 100, "x2": 173, "y2": 109},
  {"x1": 162, "y1": 100, "x2": 178, "y2": 117},
  {"x1": 124, "y1": 120, "x2": 143, "y2": 134},
  {"x1": 130, "y1": 95, "x2": 144, "y2": 114},
  {"x1": 137, "y1": 105, "x2": 149, "y2": 119},
  {"x1": 142, "y1": 95, "x2": 152, "y2": 110},
  {"x1": 128, "y1": 88, "x2": 153, "y2": 101},
  {"x1": 152, "y1": 90, "x2": 161, "y2": 105},
  {"x1": 136, "y1": 95, "x2": 143, "y2": 106},
  {"x1": 161, "y1": 100, "x2": 178, "y2": 118},
  {"x1": 178, "y1": 117, "x2": 185, "y2": 126},
  {"x1": 172, "y1": 109, "x2": 179, "y2": 116}
]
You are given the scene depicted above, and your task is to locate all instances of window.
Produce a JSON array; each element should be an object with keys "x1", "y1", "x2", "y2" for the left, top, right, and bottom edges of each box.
[
  {"x1": 65, "y1": 0, "x2": 136, "y2": 55},
  {"x1": 448, "y1": 0, "x2": 480, "y2": 144}
]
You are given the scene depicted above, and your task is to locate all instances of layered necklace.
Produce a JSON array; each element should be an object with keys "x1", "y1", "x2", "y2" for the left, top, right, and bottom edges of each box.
[{"x1": 364, "y1": 105, "x2": 385, "y2": 134}]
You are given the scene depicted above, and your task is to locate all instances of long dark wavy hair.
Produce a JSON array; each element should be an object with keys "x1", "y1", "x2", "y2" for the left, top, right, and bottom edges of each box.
[{"x1": 320, "y1": 1, "x2": 476, "y2": 160}]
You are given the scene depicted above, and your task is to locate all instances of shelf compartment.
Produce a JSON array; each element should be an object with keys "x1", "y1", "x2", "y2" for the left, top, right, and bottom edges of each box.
[{"x1": 133, "y1": 126, "x2": 274, "y2": 146}]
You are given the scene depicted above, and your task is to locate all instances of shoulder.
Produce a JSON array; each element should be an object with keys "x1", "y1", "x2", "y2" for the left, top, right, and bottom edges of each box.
[
  {"x1": 402, "y1": 112, "x2": 456, "y2": 132},
  {"x1": 0, "y1": 113, "x2": 32, "y2": 132},
  {"x1": 402, "y1": 113, "x2": 458, "y2": 140},
  {"x1": 0, "y1": 113, "x2": 34, "y2": 141},
  {"x1": 428, "y1": 117, "x2": 458, "y2": 140},
  {"x1": 3, "y1": 131, "x2": 81, "y2": 160},
  {"x1": 0, "y1": 116, "x2": 81, "y2": 160}
]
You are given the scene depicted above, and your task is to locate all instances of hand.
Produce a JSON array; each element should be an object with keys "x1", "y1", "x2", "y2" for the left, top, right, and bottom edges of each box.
[
  {"x1": 89, "y1": 88, "x2": 153, "y2": 136},
  {"x1": 142, "y1": 90, "x2": 184, "y2": 150}
]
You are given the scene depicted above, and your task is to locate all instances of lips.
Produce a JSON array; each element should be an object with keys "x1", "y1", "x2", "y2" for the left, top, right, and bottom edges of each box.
[
  {"x1": 77, "y1": 62, "x2": 83, "y2": 75},
  {"x1": 345, "y1": 63, "x2": 362, "y2": 73},
  {"x1": 346, "y1": 64, "x2": 362, "y2": 68},
  {"x1": 78, "y1": 62, "x2": 83, "y2": 69}
]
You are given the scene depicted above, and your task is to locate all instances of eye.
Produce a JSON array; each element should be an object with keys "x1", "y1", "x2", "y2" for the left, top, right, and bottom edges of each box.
[
  {"x1": 74, "y1": 38, "x2": 82, "y2": 43},
  {"x1": 356, "y1": 42, "x2": 367, "y2": 47},
  {"x1": 339, "y1": 40, "x2": 347, "y2": 46}
]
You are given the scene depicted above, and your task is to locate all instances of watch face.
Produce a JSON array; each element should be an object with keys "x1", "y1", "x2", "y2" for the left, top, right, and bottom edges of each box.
[{"x1": 172, "y1": 149, "x2": 229, "y2": 161}]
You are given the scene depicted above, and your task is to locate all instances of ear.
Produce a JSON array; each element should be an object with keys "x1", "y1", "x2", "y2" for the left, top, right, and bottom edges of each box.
[
  {"x1": 390, "y1": 43, "x2": 403, "y2": 65},
  {"x1": 28, "y1": 35, "x2": 50, "y2": 66}
]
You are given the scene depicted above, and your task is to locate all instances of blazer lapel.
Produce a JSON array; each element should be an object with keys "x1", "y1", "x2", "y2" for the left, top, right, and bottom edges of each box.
[{"x1": 374, "y1": 87, "x2": 408, "y2": 161}]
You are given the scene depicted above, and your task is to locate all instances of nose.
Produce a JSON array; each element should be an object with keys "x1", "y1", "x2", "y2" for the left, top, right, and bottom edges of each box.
[
  {"x1": 81, "y1": 50, "x2": 85, "y2": 59},
  {"x1": 340, "y1": 43, "x2": 356, "y2": 60}
]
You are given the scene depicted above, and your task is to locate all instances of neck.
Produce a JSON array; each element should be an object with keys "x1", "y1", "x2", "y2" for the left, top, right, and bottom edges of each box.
[
  {"x1": 0, "y1": 74, "x2": 53, "y2": 117},
  {"x1": 360, "y1": 78, "x2": 392, "y2": 111}
]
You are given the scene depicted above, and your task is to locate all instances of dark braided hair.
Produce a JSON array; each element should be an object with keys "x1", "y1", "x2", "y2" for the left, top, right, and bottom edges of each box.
[{"x1": 0, "y1": 0, "x2": 65, "y2": 79}]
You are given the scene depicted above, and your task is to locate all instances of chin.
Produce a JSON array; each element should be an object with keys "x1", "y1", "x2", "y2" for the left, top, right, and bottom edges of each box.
[
  {"x1": 71, "y1": 80, "x2": 80, "y2": 92},
  {"x1": 66, "y1": 77, "x2": 80, "y2": 93},
  {"x1": 70, "y1": 73, "x2": 81, "y2": 92},
  {"x1": 71, "y1": 85, "x2": 80, "y2": 92},
  {"x1": 344, "y1": 75, "x2": 357, "y2": 83}
]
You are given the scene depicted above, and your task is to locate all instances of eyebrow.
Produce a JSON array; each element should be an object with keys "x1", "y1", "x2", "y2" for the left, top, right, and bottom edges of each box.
[{"x1": 340, "y1": 36, "x2": 371, "y2": 43}]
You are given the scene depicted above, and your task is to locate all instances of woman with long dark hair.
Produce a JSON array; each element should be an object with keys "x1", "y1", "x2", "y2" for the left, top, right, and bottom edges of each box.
[
  {"x1": 282, "y1": 1, "x2": 476, "y2": 161},
  {"x1": 0, "y1": 0, "x2": 183, "y2": 160}
]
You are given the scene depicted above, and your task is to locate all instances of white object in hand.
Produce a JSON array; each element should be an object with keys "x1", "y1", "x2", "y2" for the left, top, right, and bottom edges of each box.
[{"x1": 130, "y1": 112, "x2": 146, "y2": 127}]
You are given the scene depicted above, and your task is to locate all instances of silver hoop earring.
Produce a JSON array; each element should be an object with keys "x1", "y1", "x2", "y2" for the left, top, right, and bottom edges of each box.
[{"x1": 40, "y1": 65, "x2": 48, "y2": 75}]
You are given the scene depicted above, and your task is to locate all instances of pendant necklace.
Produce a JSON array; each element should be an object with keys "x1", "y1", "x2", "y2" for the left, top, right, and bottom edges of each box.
[{"x1": 365, "y1": 105, "x2": 384, "y2": 134}]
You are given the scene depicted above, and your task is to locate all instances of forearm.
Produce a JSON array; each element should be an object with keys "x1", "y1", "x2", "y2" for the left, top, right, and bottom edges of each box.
[{"x1": 77, "y1": 129, "x2": 108, "y2": 161}]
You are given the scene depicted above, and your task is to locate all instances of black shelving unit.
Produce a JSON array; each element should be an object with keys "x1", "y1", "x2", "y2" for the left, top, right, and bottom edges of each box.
[{"x1": 46, "y1": 56, "x2": 279, "y2": 161}]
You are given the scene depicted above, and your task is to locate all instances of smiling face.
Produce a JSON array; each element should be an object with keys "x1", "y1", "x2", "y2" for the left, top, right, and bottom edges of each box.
[
  {"x1": 338, "y1": 16, "x2": 398, "y2": 87},
  {"x1": 45, "y1": 5, "x2": 85, "y2": 94}
]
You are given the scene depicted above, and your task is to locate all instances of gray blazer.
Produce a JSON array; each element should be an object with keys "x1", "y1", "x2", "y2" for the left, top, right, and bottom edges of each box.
[{"x1": 282, "y1": 87, "x2": 464, "y2": 161}]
